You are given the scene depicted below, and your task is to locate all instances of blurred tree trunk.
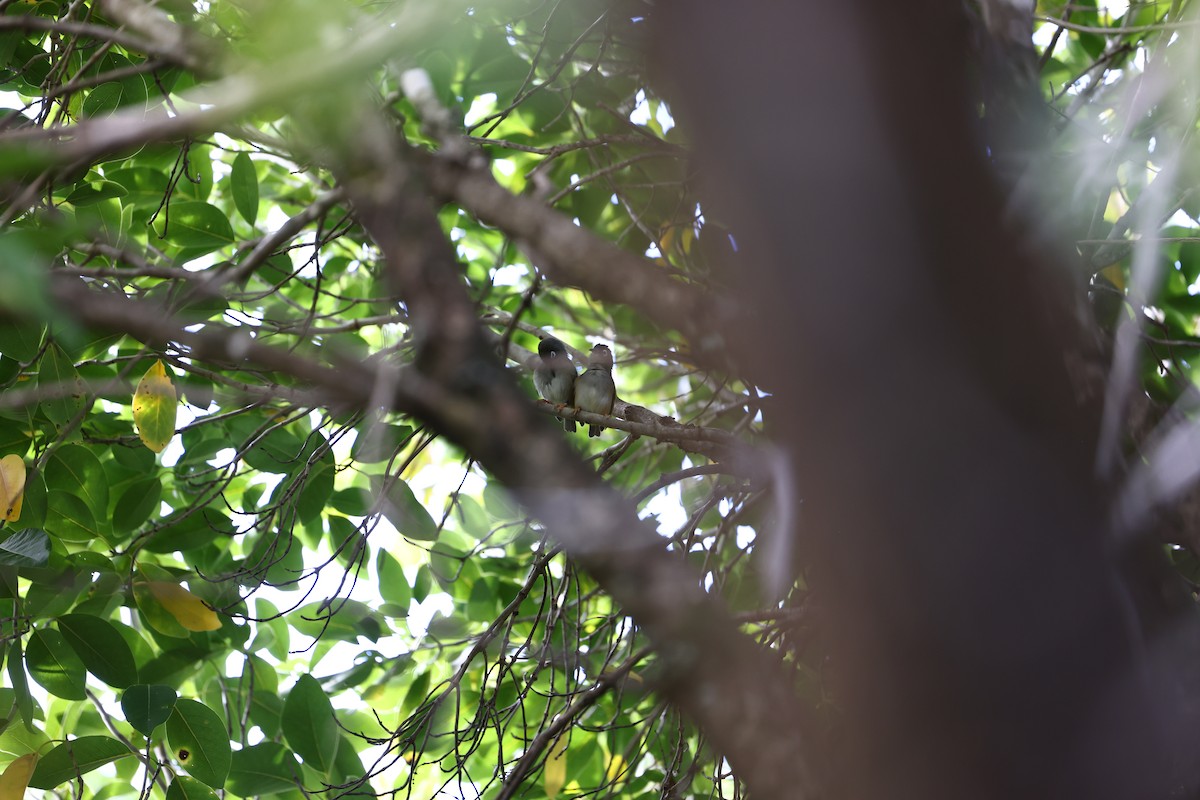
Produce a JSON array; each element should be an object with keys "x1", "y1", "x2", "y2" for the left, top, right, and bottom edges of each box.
[{"x1": 653, "y1": 2, "x2": 1200, "y2": 797}]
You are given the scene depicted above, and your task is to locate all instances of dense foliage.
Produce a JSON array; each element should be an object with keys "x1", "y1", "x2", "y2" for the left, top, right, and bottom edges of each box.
[{"x1": 0, "y1": 0, "x2": 1197, "y2": 799}]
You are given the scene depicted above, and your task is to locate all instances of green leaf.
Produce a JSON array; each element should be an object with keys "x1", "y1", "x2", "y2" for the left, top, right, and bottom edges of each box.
[
  {"x1": 64, "y1": 180, "x2": 128, "y2": 207},
  {"x1": 141, "y1": 507, "x2": 227, "y2": 554},
  {"x1": 240, "y1": 427, "x2": 304, "y2": 474},
  {"x1": 28, "y1": 736, "x2": 132, "y2": 789},
  {"x1": 58, "y1": 614, "x2": 138, "y2": 688},
  {"x1": 105, "y1": 167, "x2": 169, "y2": 213},
  {"x1": 159, "y1": 202, "x2": 235, "y2": 255},
  {"x1": 44, "y1": 490, "x2": 100, "y2": 543},
  {"x1": 166, "y1": 775, "x2": 218, "y2": 800},
  {"x1": 45, "y1": 444, "x2": 109, "y2": 521},
  {"x1": 166, "y1": 699, "x2": 230, "y2": 789},
  {"x1": 26, "y1": 629, "x2": 86, "y2": 700},
  {"x1": 0, "y1": 529, "x2": 48, "y2": 567},
  {"x1": 227, "y1": 742, "x2": 301, "y2": 796},
  {"x1": 0, "y1": 318, "x2": 44, "y2": 363},
  {"x1": 37, "y1": 344, "x2": 85, "y2": 426},
  {"x1": 121, "y1": 684, "x2": 178, "y2": 736},
  {"x1": 0, "y1": 715, "x2": 46, "y2": 760},
  {"x1": 294, "y1": 456, "x2": 335, "y2": 524},
  {"x1": 81, "y1": 83, "x2": 123, "y2": 117},
  {"x1": 75, "y1": 198, "x2": 124, "y2": 248},
  {"x1": 350, "y1": 423, "x2": 413, "y2": 463},
  {"x1": 0, "y1": 232, "x2": 52, "y2": 319},
  {"x1": 112, "y1": 477, "x2": 163, "y2": 532},
  {"x1": 291, "y1": 600, "x2": 385, "y2": 644},
  {"x1": 230, "y1": 152, "x2": 259, "y2": 226},
  {"x1": 376, "y1": 550, "x2": 411, "y2": 608},
  {"x1": 331, "y1": 735, "x2": 368, "y2": 785},
  {"x1": 371, "y1": 475, "x2": 439, "y2": 542},
  {"x1": 281, "y1": 674, "x2": 338, "y2": 775},
  {"x1": 6, "y1": 639, "x2": 32, "y2": 730}
]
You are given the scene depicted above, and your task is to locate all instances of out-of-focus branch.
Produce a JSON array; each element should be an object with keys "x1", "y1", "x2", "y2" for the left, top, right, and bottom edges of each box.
[
  {"x1": 0, "y1": 4, "x2": 440, "y2": 183},
  {"x1": 420, "y1": 150, "x2": 736, "y2": 355},
  {"x1": 655, "y1": 1, "x2": 1200, "y2": 797},
  {"x1": 0, "y1": 15, "x2": 206, "y2": 73},
  {"x1": 97, "y1": 0, "x2": 213, "y2": 73},
  {"x1": 317, "y1": 99, "x2": 820, "y2": 799}
]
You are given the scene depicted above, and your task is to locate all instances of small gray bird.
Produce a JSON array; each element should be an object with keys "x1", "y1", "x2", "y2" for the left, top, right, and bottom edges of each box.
[
  {"x1": 573, "y1": 343, "x2": 615, "y2": 437},
  {"x1": 533, "y1": 337, "x2": 577, "y2": 432}
]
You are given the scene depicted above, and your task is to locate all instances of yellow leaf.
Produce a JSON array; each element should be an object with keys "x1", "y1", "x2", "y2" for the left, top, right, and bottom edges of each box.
[
  {"x1": 681, "y1": 226, "x2": 695, "y2": 254},
  {"x1": 144, "y1": 581, "x2": 221, "y2": 631},
  {"x1": 133, "y1": 360, "x2": 177, "y2": 453},
  {"x1": 544, "y1": 731, "x2": 568, "y2": 800},
  {"x1": 605, "y1": 753, "x2": 628, "y2": 785},
  {"x1": 0, "y1": 455, "x2": 26, "y2": 522},
  {"x1": 659, "y1": 225, "x2": 677, "y2": 256},
  {"x1": 1098, "y1": 263, "x2": 1125, "y2": 291},
  {"x1": 0, "y1": 753, "x2": 37, "y2": 800}
]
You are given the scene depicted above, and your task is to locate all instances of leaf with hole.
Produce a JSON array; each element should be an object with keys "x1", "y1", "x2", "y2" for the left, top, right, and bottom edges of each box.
[{"x1": 166, "y1": 699, "x2": 230, "y2": 789}]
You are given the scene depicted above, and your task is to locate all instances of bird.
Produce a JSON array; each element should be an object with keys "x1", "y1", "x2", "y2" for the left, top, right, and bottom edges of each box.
[
  {"x1": 573, "y1": 343, "x2": 616, "y2": 437},
  {"x1": 533, "y1": 337, "x2": 577, "y2": 432}
]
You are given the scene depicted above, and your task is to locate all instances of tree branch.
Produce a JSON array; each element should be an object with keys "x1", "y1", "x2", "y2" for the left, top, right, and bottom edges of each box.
[{"x1": 419, "y1": 149, "x2": 736, "y2": 355}]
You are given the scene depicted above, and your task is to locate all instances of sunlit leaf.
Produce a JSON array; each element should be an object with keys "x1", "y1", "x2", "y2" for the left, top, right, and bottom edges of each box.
[
  {"x1": 133, "y1": 360, "x2": 177, "y2": 453},
  {"x1": 544, "y1": 730, "x2": 569, "y2": 800},
  {"x1": 142, "y1": 581, "x2": 221, "y2": 632},
  {"x1": 0, "y1": 753, "x2": 36, "y2": 800},
  {"x1": 0, "y1": 455, "x2": 23, "y2": 522}
]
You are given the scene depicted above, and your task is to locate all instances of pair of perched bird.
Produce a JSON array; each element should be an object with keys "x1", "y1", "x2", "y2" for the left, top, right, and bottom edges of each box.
[{"x1": 533, "y1": 338, "x2": 615, "y2": 437}]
